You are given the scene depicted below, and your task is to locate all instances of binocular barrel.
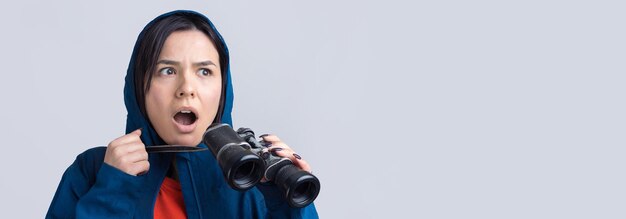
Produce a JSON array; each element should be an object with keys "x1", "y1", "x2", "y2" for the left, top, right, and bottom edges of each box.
[
  {"x1": 273, "y1": 163, "x2": 321, "y2": 208},
  {"x1": 203, "y1": 123, "x2": 265, "y2": 190},
  {"x1": 203, "y1": 123, "x2": 320, "y2": 208}
]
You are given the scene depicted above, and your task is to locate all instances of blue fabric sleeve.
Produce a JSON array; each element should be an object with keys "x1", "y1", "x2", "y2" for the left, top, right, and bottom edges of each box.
[
  {"x1": 255, "y1": 182, "x2": 319, "y2": 219},
  {"x1": 46, "y1": 157, "x2": 84, "y2": 219},
  {"x1": 46, "y1": 148, "x2": 147, "y2": 219},
  {"x1": 74, "y1": 163, "x2": 146, "y2": 218}
]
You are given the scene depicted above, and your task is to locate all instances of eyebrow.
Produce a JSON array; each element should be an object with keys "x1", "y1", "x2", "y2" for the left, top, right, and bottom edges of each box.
[{"x1": 156, "y1": 59, "x2": 216, "y2": 67}]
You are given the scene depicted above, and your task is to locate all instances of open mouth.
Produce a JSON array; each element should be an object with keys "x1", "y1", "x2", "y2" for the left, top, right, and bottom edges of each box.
[{"x1": 174, "y1": 110, "x2": 198, "y2": 125}]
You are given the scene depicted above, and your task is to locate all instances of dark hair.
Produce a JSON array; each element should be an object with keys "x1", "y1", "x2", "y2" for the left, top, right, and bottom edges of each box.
[{"x1": 134, "y1": 12, "x2": 229, "y2": 123}]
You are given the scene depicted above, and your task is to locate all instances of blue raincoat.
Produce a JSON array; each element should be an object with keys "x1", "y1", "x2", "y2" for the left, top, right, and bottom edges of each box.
[{"x1": 46, "y1": 10, "x2": 319, "y2": 219}]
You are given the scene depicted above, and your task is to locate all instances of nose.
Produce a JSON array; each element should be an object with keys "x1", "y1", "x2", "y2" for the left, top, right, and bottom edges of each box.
[{"x1": 176, "y1": 74, "x2": 196, "y2": 98}]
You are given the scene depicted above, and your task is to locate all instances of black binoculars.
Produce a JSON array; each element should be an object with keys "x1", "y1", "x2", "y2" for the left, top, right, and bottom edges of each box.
[{"x1": 202, "y1": 123, "x2": 320, "y2": 208}]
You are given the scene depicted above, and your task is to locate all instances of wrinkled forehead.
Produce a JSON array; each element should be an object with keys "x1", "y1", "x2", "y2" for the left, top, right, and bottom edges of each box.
[{"x1": 157, "y1": 30, "x2": 221, "y2": 68}]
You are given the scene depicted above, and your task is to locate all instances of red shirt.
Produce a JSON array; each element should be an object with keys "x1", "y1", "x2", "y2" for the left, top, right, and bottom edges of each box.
[{"x1": 154, "y1": 177, "x2": 187, "y2": 219}]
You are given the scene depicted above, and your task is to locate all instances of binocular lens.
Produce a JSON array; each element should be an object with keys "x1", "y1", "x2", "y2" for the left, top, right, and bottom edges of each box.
[
  {"x1": 224, "y1": 152, "x2": 264, "y2": 190},
  {"x1": 233, "y1": 159, "x2": 258, "y2": 186},
  {"x1": 204, "y1": 123, "x2": 266, "y2": 190},
  {"x1": 275, "y1": 164, "x2": 321, "y2": 208},
  {"x1": 291, "y1": 177, "x2": 319, "y2": 207}
]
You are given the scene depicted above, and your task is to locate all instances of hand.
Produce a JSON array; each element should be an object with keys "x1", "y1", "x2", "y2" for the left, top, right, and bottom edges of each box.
[
  {"x1": 260, "y1": 134, "x2": 312, "y2": 173},
  {"x1": 104, "y1": 129, "x2": 150, "y2": 176}
]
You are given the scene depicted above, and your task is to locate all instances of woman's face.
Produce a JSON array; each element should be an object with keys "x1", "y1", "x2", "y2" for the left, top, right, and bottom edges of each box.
[{"x1": 145, "y1": 30, "x2": 222, "y2": 146}]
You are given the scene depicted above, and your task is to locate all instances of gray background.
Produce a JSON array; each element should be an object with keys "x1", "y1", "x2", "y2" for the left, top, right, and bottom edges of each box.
[{"x1": 0, "y1": 0, "x2": 624, "y2": 218}]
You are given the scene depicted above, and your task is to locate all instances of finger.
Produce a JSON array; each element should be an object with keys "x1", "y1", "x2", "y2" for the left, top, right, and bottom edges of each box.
[
  {"x1": 122, "y1": 149, "x2": 149, "y2": 164},
  {"x1": 110, "y1": 142, "x2": 145, "y2": 158},
  {"x1": 122, "y1": 129, "x2": 143, "y2": 144},
  {"x1": 131, "y1": 128, "x2": 142, "y2": 136},
  {"x1": 272, "y1": 150, "x2": 311, "y2": 173},
  {"x1": 266, "y1": 141, "x2": 289, "y2": 149},
  {"x1": 125, "y1": 142, "x2": 147, "y2": 154},
  {"x1": 270, "y1": 147, "x2": 295, "y2": 157},
  {"x1": 292, "y1": 156, "x2": 312, "y2": 173},
  {"x1": 109, "y1": 129, "x2": 143, "y2": 147},
  {"x1": 130, "y1": 160, "x2": 150, "y2": 176},
  {"x1": 260, "y1": 134, "x2": 281, "y2": 143}
]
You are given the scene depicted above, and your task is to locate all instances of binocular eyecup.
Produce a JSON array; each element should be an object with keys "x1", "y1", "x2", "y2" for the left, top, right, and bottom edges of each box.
[
  {"x1": 220, "y1": 147, "x2": 265, "y2": 190},
  {"x1": 274, "y1": 164, "x2": 321, "y2": 208}
]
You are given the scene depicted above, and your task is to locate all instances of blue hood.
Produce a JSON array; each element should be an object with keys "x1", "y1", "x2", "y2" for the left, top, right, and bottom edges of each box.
[{"x1": 122, "y1": 10, "x2": 234, "y2": 146}]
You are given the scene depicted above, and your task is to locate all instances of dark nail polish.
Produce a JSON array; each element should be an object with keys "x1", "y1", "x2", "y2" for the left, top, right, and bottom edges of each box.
[
  {"x1": 270, "y1": 148, "x2": 283, "y2": 156},
  {"x1": 261, "y1": 141, "x2": 272, "y2": 147},
  {"x1": 293, "y1": 153, "x2": 302, "y2": 160},
  {"x1": 259, "y1": 134, "x2": 270, "y2": 138}
]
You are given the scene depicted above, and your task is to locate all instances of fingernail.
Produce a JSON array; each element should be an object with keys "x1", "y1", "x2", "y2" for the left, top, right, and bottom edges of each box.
[
  {"x1": 293, "y1": 153, "x2": 302, "y2": 160},
  {"x1": 261, "y1": 141, "x2": 272, "y2": 147},
  {"x1": 270, "y1": 148, "x2": 283, "y2": 156},
  {"x1": 259, "y1": 134, "x2": 271, "y2": 138}
]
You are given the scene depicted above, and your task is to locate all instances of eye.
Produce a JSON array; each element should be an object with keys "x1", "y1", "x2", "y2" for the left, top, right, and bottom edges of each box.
[
  {"x1": 158, "y1": 67, "x2": 175, "y2": 75},
  {"x1": 198, "y1": 68, "x2": 212, "y2": 76}
]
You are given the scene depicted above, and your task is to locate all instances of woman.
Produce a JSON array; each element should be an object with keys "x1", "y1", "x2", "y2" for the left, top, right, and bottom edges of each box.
[{"x1": 46, "y1": 10, "x2": 318, "y2": 218}]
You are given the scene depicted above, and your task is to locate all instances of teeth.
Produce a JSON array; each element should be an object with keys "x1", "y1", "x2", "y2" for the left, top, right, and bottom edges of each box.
[{"x1": 180, "y1": 110, "x2": 192, "y2": 113}]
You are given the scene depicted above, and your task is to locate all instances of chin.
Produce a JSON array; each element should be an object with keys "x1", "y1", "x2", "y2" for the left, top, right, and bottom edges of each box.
[{"x1": 166, "y1": 134, "x2": 202, "y2": 146}]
